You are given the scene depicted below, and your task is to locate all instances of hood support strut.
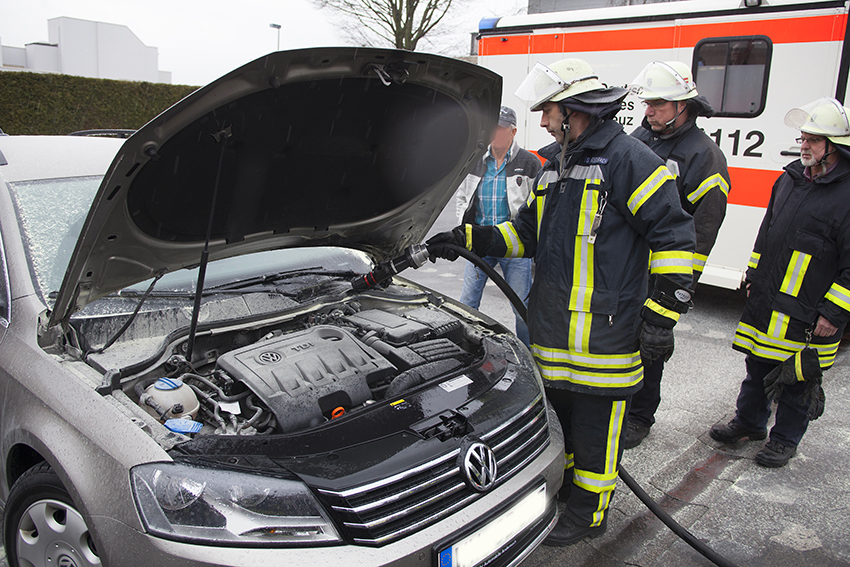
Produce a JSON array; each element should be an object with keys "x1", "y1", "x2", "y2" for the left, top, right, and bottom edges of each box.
[{"x1": 186, "y1": 127, "x2": 232, "y2": 364}]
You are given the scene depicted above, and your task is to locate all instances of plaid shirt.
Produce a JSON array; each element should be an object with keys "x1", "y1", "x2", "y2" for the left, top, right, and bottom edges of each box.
[{"x1": 474, "y1": 149, "x2": 512, "y2": 226}]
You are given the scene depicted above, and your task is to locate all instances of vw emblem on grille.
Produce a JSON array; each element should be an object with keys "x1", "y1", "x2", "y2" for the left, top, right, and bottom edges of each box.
[
  {"x1": 258, "y1": 351, "x2": 281, "y2": 364},
  {"x1": 461, "y1": 441, "x2": 497, "y2": 492}
]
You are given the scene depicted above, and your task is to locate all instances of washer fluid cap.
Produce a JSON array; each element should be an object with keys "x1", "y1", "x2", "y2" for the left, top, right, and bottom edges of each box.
[
  {"x1": 164, "y1": 419, "x2": 202, "y2": 434},
  {"x1": 155, "y1": 377, "x2": 183, "y2": 390}
]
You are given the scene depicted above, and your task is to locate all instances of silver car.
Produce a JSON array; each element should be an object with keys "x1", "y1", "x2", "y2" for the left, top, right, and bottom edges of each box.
[{"x1": 0, "y1": 47, "x2": 563, "y2": 567}]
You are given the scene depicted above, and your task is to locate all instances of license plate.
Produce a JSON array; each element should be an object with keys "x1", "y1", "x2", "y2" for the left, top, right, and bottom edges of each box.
[{"x1": 437, "y1": 483, "x2": 547, "y2": 567}]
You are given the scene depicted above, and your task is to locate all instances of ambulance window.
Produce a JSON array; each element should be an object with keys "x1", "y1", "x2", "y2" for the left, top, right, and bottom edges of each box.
[{"x1": 693, "y1": 37, "x2": 771, "y2": 117}]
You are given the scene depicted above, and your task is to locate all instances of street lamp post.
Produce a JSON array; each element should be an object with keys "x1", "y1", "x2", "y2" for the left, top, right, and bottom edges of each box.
[{"x1": 270, "y1": 23, "x2": 281, "y2": 51}]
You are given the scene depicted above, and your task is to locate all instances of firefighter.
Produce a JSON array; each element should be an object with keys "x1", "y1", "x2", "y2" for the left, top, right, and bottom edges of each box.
[
  {"x1": 428, "y1": 58, "x2": 695, "y2": 545},
  {"x1": 710, "y1": 97, "x2": 850, "y2": 467},
  {"x1": 623, "y1": 61, "x2": 730, "y2": 449}
]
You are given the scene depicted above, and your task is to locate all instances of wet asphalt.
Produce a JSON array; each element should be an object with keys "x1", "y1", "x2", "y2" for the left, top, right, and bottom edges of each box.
[{"x1": 405, "y1": 195, "x2": 850, "y2": 567}]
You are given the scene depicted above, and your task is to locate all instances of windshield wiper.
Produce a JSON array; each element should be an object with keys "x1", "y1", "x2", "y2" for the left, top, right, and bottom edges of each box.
[{"x1": 203, "y1": 268, "x2": 361, "y2": 292}]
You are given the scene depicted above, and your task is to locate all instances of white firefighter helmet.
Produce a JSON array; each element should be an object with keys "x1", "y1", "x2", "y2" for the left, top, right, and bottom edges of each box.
[
  {"x1": 784, "y1": 97, "x2": 850, "y2": 146},
  {"x1": 515, "y1": 59, "x2": 605, "y2": 111},
  {"x1": 630, "y1": 61, "x2": 698, "y2": 101}
]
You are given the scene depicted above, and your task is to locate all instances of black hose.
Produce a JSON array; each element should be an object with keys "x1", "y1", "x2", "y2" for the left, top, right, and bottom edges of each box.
[{"x1": 438, "y1": 242, "x2": 738, "y2": 567}]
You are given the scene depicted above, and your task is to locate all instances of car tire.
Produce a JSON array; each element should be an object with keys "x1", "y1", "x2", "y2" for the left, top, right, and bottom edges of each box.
[{"x1": 3, "y1": 462, "x2": 101, "y2": 567}]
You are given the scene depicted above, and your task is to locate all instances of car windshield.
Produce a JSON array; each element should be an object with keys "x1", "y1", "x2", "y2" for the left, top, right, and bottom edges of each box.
[
  {"x1": 8, "y1": 176, "x2": 374, "y2": 309},
  {"x1": 9, "y1": 175, "x2": 101, "y2": 301}
]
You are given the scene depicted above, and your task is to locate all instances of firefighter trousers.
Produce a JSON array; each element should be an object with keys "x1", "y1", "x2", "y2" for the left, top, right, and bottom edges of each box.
[{"x1": 545, "y1": 386, "x2": 629, "y2": 527}]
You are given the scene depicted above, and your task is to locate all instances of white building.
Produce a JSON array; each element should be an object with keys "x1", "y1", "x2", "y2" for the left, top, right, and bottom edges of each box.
[{"x1": 0, "y1": 17, "x2": 171, "y2": 83}]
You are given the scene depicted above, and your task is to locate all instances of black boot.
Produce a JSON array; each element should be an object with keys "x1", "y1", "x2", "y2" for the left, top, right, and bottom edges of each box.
[
  {"x1": 709, "y1": 419, "x2": 767, "y2": 443},
  {"x1": 543, "y1": 514, "x2": 607, "y2": 547}
]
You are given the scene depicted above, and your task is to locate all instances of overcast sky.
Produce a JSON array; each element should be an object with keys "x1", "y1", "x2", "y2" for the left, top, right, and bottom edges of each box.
[{"x1": 0, "y1": 0, "x2": 526, "y2": 86}]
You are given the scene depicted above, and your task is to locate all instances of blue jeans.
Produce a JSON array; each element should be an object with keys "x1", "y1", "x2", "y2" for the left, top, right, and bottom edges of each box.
[{"x1": 460, "y1": 256, "x2": 531, "y2": 346}]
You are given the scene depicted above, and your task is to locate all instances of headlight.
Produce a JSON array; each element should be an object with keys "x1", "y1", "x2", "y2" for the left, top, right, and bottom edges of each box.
[{"x1": 131, "y1": 462, "x2": 342, "y2": 546}]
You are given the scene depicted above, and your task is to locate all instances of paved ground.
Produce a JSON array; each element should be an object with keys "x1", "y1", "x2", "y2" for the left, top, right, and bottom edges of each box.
[{"x1": 404, "y1": 197, "x2": 850, "y2": 567}]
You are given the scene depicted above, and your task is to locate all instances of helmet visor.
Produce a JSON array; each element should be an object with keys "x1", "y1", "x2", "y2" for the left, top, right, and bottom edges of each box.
[
  {"x1": 785, "y1": 97, "x2": 850, "y2": 137},
  {"x1": 515, "y1": 62, "x2": 568, "y2": 110},
  {"x1": 515, "y1": 62, "x2": 597, "y2": 111}
]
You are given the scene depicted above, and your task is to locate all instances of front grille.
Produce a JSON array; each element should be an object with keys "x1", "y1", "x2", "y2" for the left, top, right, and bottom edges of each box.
[{"x1": 316, "y1": 395, "x2": 550, "y2": 546}]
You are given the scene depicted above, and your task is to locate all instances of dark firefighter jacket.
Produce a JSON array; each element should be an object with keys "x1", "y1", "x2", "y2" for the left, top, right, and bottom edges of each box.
[
  {"x1": 478, "y1": 119, "x2": 696, "y2": 396},
  {"x1": 631, "y1": 96, "x2": 729, "y2": 281},
  {"x1": 734, "y1": 158, "x2": 850, "y2": 370}
]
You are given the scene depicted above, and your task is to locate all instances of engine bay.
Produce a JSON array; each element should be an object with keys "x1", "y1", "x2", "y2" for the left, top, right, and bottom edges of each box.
[{"x1": 124, "y1": 299, "x2": 495, "y2": 437}]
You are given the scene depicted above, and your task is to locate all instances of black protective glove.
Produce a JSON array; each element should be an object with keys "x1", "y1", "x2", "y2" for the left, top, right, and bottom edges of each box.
[
  {"x1": 763, "y1": 347, "x2": 824, "y2": 419},
  {"x1": 805, "y1": 385, "x2": 826, "y2": 420},
  {"x1": 639, "y1": 321, "x2": 674, "y2": 363},
  {"x1": 426, "y1": 226, "x2": 466, "y2": 262}
]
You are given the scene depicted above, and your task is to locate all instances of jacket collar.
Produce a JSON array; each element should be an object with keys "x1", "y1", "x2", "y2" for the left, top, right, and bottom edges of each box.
[
  {"x1": 785, "y1": 156, "x2": 850, "y2": 184},
  {"x1": 538, "y1": 119, "x2": 623, "y2": 168},
  {"x1": 639, "y1": 114, "x2": 697, "y2": 141}
]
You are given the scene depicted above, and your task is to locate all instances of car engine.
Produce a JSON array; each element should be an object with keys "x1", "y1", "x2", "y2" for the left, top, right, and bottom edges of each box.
[{"x1": 131, "y1": 303, "x2": 486, "y2": 437}]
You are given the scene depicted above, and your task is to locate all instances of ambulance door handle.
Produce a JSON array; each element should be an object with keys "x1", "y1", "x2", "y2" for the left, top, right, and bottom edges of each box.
[{"x1": 780, "y1": 149, "x2": 801, "y2": 157}]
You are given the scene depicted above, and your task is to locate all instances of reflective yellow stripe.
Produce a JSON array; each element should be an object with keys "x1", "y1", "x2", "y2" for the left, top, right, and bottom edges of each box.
[
  {"x1": 533, "y1": 361, "x2": 643, "y2": 388},
  {"x1": 825, "y1": 282, "x2": 850, "y2": 312},
  {"x1": 565, "y1": 453, "x2": 574, "y2": 470},
  {"x1": 748, "y1": 251, "x2": 760, "y2": 270},
  {"x1": 779, "y1": 250, "x2": 811, "y2": 297},
  {"x1": 605, "y1": 400, "x2": 626, "y2": 476},
  {"x1": 627, "y1": 166, "x2": 674, "y2": 214},
  {"x1": 532, "y1": 346, "x2": 642, "y2": 369},
  {"x1": 569, "y1": 180, "x2": 600, "y2": 313},
  {"x1": 693, "y1": 253, "x2": 708, "y2": 273},
  {"x1": 568, "y1": 312, "x2": 592, "y2": 353},
  {"x1": 686, "y1": 173, "x2": 730, "y2": 204},
  {"x1": 649, "y1": 250, "x2": 694, "y2": 276},
  {"x1": 644, "y1": 298, "x2": 681, "y2": 323},
  {"x1": 464, "y1": 223, "x2": 473, "y2": 251},
  {"x1": 794, "y1": 350, "x2": 805, "y2": 382},
  {"x1": 536, "y1": 194, "x2": 546, "y2": 241},
  {"x1": 496, "y1": 222, "x2": 525, "y2": 258},
  {"x1": 733, "y1": 321, "x2": 839, "y2": 368},
  {"x1": 767, "y1": 311, "x2": 790, "y2": 339},
  {"x1": 573, "y1": 468, "x2": 618, "y2": 493}
]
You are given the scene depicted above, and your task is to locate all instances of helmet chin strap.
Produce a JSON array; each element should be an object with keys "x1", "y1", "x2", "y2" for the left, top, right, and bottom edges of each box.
[
  {"x1": 559, "y1": 109, "x2": 572, "y2": 172},
  {"x1": 661, "y1": 101, "x2": 687, "y2": 133},
  {"x1": 817, "y1": 138, "x2": 835, "y2": 176}
]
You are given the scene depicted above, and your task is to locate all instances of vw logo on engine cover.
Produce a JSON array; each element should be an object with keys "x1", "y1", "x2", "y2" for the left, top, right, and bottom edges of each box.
[
  {"x1": 462, "y1": 441, "x2": 497, "y2": 492},
  {"x1": 258, "y1": 351, "x2": 282, "y2": 364}
]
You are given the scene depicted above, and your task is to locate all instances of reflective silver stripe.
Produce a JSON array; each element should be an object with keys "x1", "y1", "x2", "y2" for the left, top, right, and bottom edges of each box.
[
  {"x1": 567, "y1": 164, "x2": 605, "y2": 182},
  {"x1": 535, "y1": 364, "x2": 643, "y2": 388},
  {"x1": 573, "y1": 469, "x2": 617, "y2": 493},
  {"x1": 497, "y1": 223, "x2": 524, "y2": 258},
  {"x1": 665, "y1": 159, "x2": 680, "y2": 178},
  {"x1": 532, "y1": 347, "x2": 641, "y2": 368},
  {"x1": 734, "y1": 322, "x2": 839, "y2": 367},
  {"x1": 779, "y1": 250, "x2": 811, "y2": 297},
  {"x1": 826, "y1": 282, "x2": 850, "y2": 311},
  {"x1": 627, "y1": 166, "x2": 674, "y2": 214},
  {"x1": 686, "y1": 173, "x2": 730, "y2": 204},
  {"x1": 606, "y1": 400, "x2": 626, "y2": 476}
]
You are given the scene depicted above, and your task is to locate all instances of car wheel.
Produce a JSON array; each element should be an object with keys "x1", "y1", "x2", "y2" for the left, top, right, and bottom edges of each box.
[{"x1": 4, "y1": 462, "x2": 101, "y2": 567}]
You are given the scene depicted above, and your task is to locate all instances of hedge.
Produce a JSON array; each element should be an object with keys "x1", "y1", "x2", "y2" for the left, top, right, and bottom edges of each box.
[{"x1": 0, "y1": 71, "x2": 199, "y2": 135}]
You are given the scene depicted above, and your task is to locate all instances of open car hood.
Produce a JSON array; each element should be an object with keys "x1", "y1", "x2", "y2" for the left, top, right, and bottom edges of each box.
[{"x1": 49, "y1": 47, "x2": 501, "y2": 327}]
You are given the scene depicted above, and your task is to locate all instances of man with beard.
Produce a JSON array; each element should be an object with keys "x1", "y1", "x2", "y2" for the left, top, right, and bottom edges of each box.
[{"x1": 710, "y1": 97, "x2": 850, "y2": 467}]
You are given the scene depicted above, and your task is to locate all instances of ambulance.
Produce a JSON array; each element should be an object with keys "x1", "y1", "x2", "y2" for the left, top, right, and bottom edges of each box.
[{"x1": 477, "y1": 0, "x2": 850, "y2": 289}]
